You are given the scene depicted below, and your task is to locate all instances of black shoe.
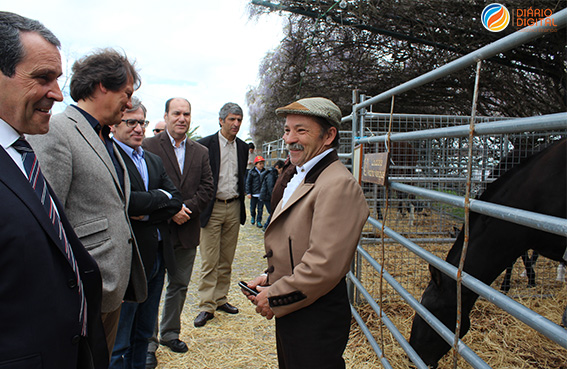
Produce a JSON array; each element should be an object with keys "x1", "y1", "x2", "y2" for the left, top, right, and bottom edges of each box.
[
  {"x1": 194, "y1": 311, "x2": 215, "y2": 327},
  {"x1": 216, "y1": 302, "x2": 239, "y2": 314},
  {"x1": 145, "y1": 352, "x2": 158, "y2": 369},
  {"x1": 159, "y1": 338, "x2": 188, "y2": 353}
]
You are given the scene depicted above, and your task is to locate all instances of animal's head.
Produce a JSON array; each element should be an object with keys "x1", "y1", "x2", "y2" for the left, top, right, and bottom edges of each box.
[{"x1": 409, "y1": 264, "x2": 471, "y2": 367}]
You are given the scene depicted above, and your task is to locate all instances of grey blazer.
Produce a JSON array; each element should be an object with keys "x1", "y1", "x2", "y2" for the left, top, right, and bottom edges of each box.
[{"x1": 28, "y1": 105, "x2": 147, "y2": 313}]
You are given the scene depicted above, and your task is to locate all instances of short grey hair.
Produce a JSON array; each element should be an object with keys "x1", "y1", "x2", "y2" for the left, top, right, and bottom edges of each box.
[
  {"x1": 219, "y1": 102, "x2": 243, "y2": 120},
  {"x1": 127, "y1": 96, "x2": 147, "y2": 117},
  {"x1": 0, "y1": 11, "x2": 60, "y2": 77}
]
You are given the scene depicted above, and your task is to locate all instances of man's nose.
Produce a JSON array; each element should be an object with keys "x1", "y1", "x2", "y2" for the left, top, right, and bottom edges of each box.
[{"x1": 47, "y1": 81, "x2": 64, "y2": 102}]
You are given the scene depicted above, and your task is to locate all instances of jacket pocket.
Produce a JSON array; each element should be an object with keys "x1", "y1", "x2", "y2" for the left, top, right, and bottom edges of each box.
[
  {"x1": 74, "y1": 217, "x2": 110, "y2": 249},
  {"x1": 288, "y1": 238, "x2": 295, "y2": 270},
  {"x1": 0, "y1": 354, "x2": 41, "y2": 368}
]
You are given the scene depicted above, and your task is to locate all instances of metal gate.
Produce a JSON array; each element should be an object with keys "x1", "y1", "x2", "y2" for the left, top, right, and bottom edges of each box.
[{"x1": 346, "y1": 9, "x2": 567, "y2": 369}]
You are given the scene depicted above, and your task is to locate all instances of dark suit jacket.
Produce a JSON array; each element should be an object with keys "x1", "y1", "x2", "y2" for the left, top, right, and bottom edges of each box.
[
  {"x1": 0, "y1": 146, "x2": 108, "y2": 369},
  {"x1": 143, "y1": 132, "x2": 214, "y2": 249},
  {"x1": 115, "y1": 145, "x2": 183, "y2": 277},
  {"x1": 198, "y1": 131, "x2": 249, "y2": 227}
]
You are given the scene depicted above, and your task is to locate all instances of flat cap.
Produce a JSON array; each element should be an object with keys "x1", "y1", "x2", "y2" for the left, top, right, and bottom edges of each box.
[{"x1": 275, "y1": 97, "x2": 342, "y2": 128}]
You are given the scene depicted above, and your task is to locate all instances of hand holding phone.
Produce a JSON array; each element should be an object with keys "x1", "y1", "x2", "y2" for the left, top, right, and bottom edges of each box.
[{"x1": 238, "y1": 281, "x2": 259, "y2": 296}]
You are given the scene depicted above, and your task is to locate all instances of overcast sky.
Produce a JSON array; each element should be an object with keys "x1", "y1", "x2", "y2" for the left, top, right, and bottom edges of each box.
[{"x1": 5, "y1": 0, "x2": 284, "y2": 139}]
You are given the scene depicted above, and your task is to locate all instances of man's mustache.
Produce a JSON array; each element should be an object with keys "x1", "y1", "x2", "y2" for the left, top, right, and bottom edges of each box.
[{"x1": 287, "y1": 143, "x2": 304, "y2": 151}]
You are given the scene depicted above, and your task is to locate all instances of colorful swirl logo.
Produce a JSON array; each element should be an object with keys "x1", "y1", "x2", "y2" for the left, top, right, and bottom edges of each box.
[{"x1": 481, "y1": 3, "x2": 510, "y2": 32}]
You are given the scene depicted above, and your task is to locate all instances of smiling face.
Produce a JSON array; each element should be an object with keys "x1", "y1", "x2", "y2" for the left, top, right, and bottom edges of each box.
[
  {"x1": 0, "y1": 31, "x2": 63, "y2": 135},
  {"x1": 164, "y1": 98, "x2": 191, "y2": 141},
  {"x1": 111, "y1": 107, "x2": 145, "y2": 149},
  {"x1": 282, "y1": 114, "x2": 336, "y2": 167},
  {"x1": 219, "y1": 113, "x2": 242, "y2": 141}
]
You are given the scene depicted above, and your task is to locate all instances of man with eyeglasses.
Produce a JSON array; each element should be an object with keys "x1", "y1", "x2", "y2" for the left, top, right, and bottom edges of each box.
[
  {"x1": 143, "y1": 97, "x2": 214, "y2": 367},
  {"x1": 152, "y1": 121, "x2": 166, "y2": 135},
  {"x1": 28, "y1": 48, "x2": 147, "y2": 358},
  {"x1": 109, "y1": 97, "x2": 183, "y2": 369}
]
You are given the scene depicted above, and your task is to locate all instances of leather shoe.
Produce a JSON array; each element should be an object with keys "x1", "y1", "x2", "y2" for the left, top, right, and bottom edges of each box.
[
  {"x1": 159, "y1": 338, "x2": 188, "y2": 353},
  {"x1": 216, "y1": 302, "x2": 239, "y2": 314},
  {"x1": 194, "y1": 311, "x2": 214, "y2": 327},
  {"x1": 145, "y1": 352, "x2": 158, "y2": 369}
]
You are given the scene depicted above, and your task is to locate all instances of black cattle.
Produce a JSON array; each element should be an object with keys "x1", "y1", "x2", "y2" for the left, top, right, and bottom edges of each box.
[{"x1": 409, "y1": 138, "x2": 567, "y2": 367}]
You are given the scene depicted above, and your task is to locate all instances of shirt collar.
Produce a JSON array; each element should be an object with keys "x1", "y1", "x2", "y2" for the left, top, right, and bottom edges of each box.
[
  {"x1": 71, "y1": 104, "x2": 100, "y2": 131},
  {"x1": 113, "y1": 138, "x2": 144, "y2": 160},
  {"x1": 218, "y1": 130, "x2": 234, "y2": 147},
  {"x1": 0, "y1": 118, "x2": 22, "y2": 151},
  {"x1": 296, "y1": 148, "x2": 334, "y2": 174},
  {"x1": 166, "y1": 129, "x2": 186, "y2": 148}
]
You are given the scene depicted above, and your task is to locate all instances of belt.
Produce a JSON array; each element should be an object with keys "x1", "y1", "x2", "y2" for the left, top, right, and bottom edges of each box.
[{"x1": 216, "y1": 197, "x2": 238, "y2": 204}]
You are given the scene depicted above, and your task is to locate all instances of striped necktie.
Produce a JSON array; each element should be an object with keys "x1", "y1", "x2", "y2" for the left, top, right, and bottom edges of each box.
[{"x1": 13, "y1": 138, "x2": 87, "y2": 336}]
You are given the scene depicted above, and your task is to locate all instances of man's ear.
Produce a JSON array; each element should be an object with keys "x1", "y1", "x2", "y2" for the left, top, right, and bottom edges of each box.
[
  {"x1": 324, "y1": 126, "x2": 337, "y2": 146},
  {"x1": 98, "y1": 82, "x2": 108, "y2": 94}
]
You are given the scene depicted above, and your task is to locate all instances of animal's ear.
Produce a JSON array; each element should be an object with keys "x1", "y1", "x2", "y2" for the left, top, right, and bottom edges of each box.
[{"x1": 429, "y1": 264, "x2": 442, "y2": 287}]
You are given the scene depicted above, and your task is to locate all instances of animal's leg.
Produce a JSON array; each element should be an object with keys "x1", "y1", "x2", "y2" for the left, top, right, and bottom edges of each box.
[
  {"x1": 500, "y1": 266, "x2": 513, "y2": 293},
  {"x1": 523, "y1": 251, "x2": 537, "y2": 288}
]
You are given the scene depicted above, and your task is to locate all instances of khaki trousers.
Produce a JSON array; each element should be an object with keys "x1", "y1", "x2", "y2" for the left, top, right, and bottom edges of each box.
[
  {"x1": 198, "y1": 200, "x2": 241, "y2": 312},
  {"x1": 101, "y1": 306, "x2": 122, "y2": 358}
]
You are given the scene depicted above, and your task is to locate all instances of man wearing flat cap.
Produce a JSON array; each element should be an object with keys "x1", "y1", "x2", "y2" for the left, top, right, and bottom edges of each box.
[{"x1": 242, "y1": 97, "x2": 369, "y2": 368}]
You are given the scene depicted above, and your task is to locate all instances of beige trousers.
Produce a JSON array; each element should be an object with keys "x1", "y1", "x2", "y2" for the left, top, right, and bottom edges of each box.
[{"x1": 198, "y1": 200, "x2": 241, "y2": 312}]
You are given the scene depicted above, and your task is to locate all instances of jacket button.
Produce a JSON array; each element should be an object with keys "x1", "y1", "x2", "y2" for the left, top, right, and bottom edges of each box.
[
  {"x1": 128, "y1": 238, "x2": 134, "y2": 244},
  {"x1": 264, "y1": 265, "x2": 274, "y2": 274},
  {"x1": 72, "y1": 335, "x2": 81, "y2": 345},
  {"x1": 68, "y1": 279, "x2": 77, "y2": 288},
  {"x1": 263, "y1": 250, "x2": 273, "y2": 258}
]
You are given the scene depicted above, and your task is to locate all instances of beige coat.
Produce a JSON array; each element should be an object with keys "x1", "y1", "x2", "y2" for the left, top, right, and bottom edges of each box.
[
  {"x1": 264, "y1": 151, "x2": 369, "y2": 318},
  {"x1": 28, "y1": 106, "x2": 147, "y2": 313}
]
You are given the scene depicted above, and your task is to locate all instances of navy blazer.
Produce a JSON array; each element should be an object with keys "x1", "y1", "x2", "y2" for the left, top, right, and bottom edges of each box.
[
  {"x1": 115, "y1": 145, "x2": 183, "y2": 277},
  {"x1": 0, "y1": 146, "x2": 108, "y2": 369},
  {"x1": 198, "y1": 132, "x2": 249, "y2": 227}
]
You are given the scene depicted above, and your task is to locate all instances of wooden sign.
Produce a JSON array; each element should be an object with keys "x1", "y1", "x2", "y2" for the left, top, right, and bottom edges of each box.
[{"x1": 362, "y1": 152, "x2": 390, "y2": 186}]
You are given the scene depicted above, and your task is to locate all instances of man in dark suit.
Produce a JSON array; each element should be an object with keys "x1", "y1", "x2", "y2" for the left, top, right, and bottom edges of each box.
[
  {"x1": 0, "y1": 11, "x2": 107, "y2": 368},
  {"x1": 143, "y1": 97, "x2": 214, "y2": 366},
  {"x1": 194, "y1": 102, "x2": 249, "y2": 327},
  {"x1": 109, "y1": 98, "x2": 183, "y2": 368}
]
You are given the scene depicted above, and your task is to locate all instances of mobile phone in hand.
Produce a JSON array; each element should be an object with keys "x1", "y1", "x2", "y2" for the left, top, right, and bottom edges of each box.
[{"x1": 238, "y1": 281, "x2": 259, "y2": 296}]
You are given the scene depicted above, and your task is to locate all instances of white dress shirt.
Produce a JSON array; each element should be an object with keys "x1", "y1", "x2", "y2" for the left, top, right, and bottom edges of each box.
[{"x1": 281, "y1": 148, "x2": 334, "y2": 208}]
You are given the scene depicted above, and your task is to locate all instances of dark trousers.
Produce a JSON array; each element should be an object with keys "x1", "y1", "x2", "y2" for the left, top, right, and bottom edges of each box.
[
  {"x1": 275, "y1": 278, "x2": 351, "y2": 369},
  {"x1": 110, "y1": 250, "x2": 165, "y2": 369},
  {"x1": 263, "y1": 202, "x2": 272, "y2": 229},
  {"x1": 250, "y1": 196, "x2": 263, "y2": 223}
]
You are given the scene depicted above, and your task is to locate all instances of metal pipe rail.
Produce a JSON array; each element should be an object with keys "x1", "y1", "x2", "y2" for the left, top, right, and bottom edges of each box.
[
  {"x1": 356, "y1": 112, "x2": 567, "y2": 144},
  {"x1": 389, "y1": 181, "x2": 567, "y2": 237},
  {"x1": 347, "y1": 271, "x2": 428, "y2": 369},
  {"x1": 349, "y1": 304, "x2": 395, "y2": 369},
  {"x1": 353, "y1": 245, "x2": 490, "y2": 368},
  {"x1": 353, "y1": 9, "x2": 567, "y2": 111},
  {"x1": 366, "y1": 216, "x2": 567, "y2": 348}
]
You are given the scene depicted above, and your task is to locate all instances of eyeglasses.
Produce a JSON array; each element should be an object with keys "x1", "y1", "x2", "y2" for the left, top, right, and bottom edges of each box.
[
  {"x1": 153, "y1": 128, "x2": 164, "y2": 134},
  {"x1": 121, "y1": 119, "x2": 149, "y2": 128}
]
